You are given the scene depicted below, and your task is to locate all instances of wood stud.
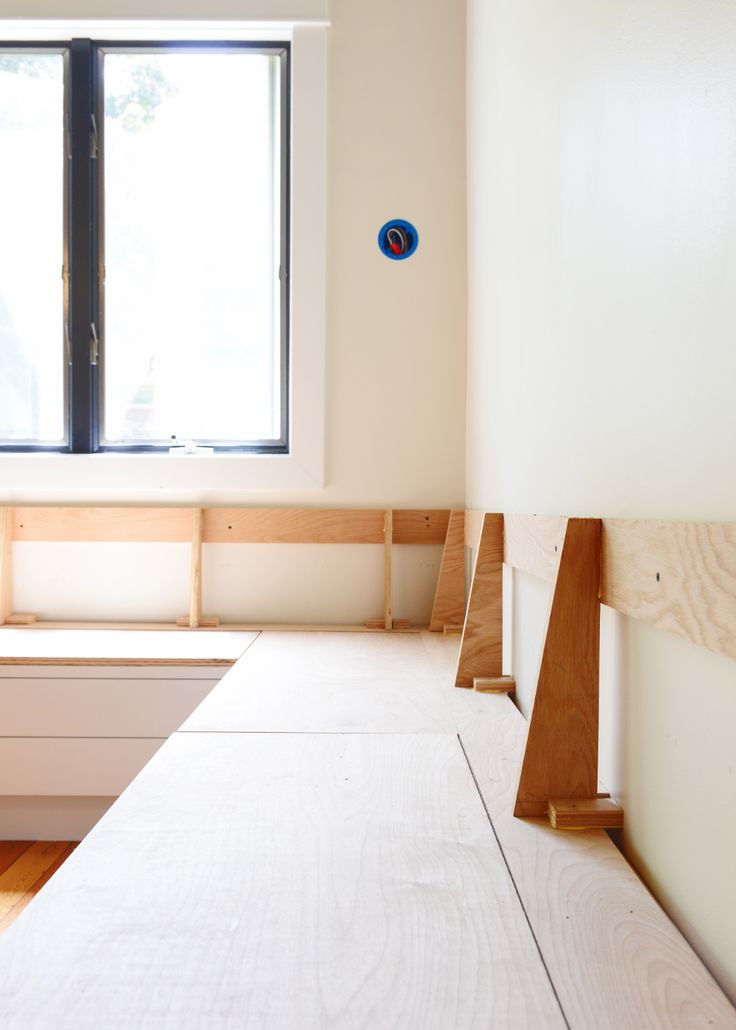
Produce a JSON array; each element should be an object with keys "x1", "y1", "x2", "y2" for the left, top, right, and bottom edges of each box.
[
  {"x1": 189, "y1": 509, "x2": 204, "y2": 630},
  {"x1": 384, "y1": 510, "x2": 393, "y2": 632}
]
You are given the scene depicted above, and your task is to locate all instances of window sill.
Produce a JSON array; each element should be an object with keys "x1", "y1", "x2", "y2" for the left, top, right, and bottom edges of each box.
[{"x1": 0, "y1": 449, "x2": 324, "y2": 502}]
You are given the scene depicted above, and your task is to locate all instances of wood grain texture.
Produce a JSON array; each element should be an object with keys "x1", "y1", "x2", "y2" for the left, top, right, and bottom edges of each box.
[
  {"x1": 188, "y1": 509, "x2": 203, "y2": 629},
  {"x1": 515, "y1": 519, "x2": 602, "y2": 817},
  {"x1": 456, "y1": 691, "x2": 736, "y2": 1030},
  {"x1": 602, "y1": 518, "x2": 736, "y2": 661},
  {"x1": 464, "y1": 509, "x2": 485, "y2": 552},
  {"x1": 429, "y1": 510, "x2": 466, "y2": 631},
  {"x1": 0, "y1": 732, "x2": 564, "y2": 1029},
  {"x1": 503, "y1": 514, "x2": 567, "y2": 581},
  {"x1": 0, "y1": 508, "x2": 12, "y2": 625},
  {"x1": 0, "y1": 842, "x2": 76, "y2": 932},
  {"x1": 474, "y1": 676, "x2": 515, "y2": 694},
  {"x1": 384, "y1": 510, "x2": 393, "y2": 630},
  {"x1": 547, "y1": 798, "x2": 623, "y2": 830},
  {"x1": 12, "y1": 507, "x2": 192, "y2": 543},
  {"x1": 455, "y1": 513, "x2": 504, "y2": 688},
  {"x1": 9, "y1": 507, "x2": 451, "y2": 547},
  {"x1": 0, "y1": 842, "x2": 73, "y2": 922},
  {"x1": 0, "y1": 842, "x2": 32, "y2": 877},
  {"x1": 391, "y1": 508, "x2": 450, "y2": 544},
  {"x1": 203, "y1": 507, "x2": 386, "y2": 543},
  {"x1": 181, "y1": 632, "x2": 460, "y2": 734}
]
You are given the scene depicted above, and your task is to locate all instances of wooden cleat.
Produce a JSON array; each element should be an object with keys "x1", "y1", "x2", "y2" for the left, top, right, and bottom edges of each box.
[
  {"x1": 474, "y1": 676, "x2": 515, "y2": 694},
  {"x1": 176, "y1": 616, "x2": 220, "y2": 628},
  {"x1": 4, "y1": 613, "x2": 37, "y2": 626},
  {"x1": 547, "y1": 797, "x2": 624, "y2": 830},
  {"x1": 443, "y1": 624, "x2": 464, "y2": 635}
]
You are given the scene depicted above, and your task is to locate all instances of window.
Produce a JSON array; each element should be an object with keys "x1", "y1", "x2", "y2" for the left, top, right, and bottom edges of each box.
[{"x1": 0, "y1": 39, "x2": 289, "y2": 453}]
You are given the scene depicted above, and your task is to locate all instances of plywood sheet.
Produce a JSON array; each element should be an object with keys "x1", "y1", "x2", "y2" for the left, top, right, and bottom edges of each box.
[
  {"x1": 0, "y1": 732, "x2": 564, "y2": 1029},
  {"x1": 181, "y1": 632, "x2": 458, "y2": 734},
  {"x1": 602, "y1": 518, "x2": 736, "y2": 661},
  {"x1": 503, "y1": 514, "x2": 567, "y2": 581},
  {"x1": 457, "y1": 692, "x2": 736, "y2": 1029}
]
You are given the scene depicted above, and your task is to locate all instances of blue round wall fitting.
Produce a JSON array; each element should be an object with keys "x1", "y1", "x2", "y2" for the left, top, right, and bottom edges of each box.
[{"x1": 378, "y1": 219, "x2": 419, "y2": 260}]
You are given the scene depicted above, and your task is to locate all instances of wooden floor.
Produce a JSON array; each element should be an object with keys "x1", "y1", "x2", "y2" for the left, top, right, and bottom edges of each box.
[
  {"x1": 0, "y1": 632, "x2": 733, "y2": 1028},
  {"x1": 0, "y1": 841, "x2": 77, "y2": 932}
]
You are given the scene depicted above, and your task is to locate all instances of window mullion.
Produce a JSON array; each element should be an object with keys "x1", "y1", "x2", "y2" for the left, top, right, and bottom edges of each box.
[{"x1": 68, "y1": 38, "x2": 99, "y2": 453}]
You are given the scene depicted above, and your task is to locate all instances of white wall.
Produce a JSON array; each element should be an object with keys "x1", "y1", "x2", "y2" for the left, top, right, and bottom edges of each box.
[{"x1": 467, "y1": 0, "x2": 736, "y2": 1000}]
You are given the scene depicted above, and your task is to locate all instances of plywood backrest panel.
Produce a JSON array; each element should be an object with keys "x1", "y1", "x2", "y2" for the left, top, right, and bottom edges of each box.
[{"x1": 601, "y1": 519, "x2": 736, "y2": 662}]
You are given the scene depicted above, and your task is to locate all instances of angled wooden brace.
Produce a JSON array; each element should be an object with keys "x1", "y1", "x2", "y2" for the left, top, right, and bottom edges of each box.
[
  {"x1": 429, "y1": 509, "x2": 466, "y2": 631},
  {"x1": 514, "y1": 517, "x2": 602, "y2": 817},
  {"x1": 454, "y1": 513, "x2": 503, "y2": 688}
]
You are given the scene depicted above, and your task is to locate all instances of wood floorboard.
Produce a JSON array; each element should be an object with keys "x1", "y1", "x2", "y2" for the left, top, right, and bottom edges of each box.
[
  {"x1": 0, "y1": 841, "x2": 77, "y2": 931},
  {"x1": 0, "y1": 842, "x2": 33, "y2": 877}
]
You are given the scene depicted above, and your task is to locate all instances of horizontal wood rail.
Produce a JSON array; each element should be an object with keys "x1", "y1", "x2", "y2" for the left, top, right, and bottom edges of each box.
[{"x1": 0, "y1": 506, "x2": 454, "y2": 633}]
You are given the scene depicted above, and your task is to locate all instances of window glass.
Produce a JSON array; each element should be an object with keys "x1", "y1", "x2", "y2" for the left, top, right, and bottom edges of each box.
[
  {"x1": 102, "y1": 51, "x2": 282, "y2": 446},
  {"x1": 0, "y1": 52, "x2": 65, "y2": 443}
]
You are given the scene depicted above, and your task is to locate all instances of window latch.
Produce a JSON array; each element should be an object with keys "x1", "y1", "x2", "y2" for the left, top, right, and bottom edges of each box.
[
  {"x1": 90, "y1": 323, "x2": 99, "y2": 365},
  {"x1": 90, "y1": 114, "x2": 98, "y2": 160}
]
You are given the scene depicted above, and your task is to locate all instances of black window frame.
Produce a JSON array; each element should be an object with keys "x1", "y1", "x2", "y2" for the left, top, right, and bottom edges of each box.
[{"x1": 0, "y1": 38, "x2": 290, "y2": 455}]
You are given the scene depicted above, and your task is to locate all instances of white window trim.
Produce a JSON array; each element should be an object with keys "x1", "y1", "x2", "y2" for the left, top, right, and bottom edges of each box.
[{"x1": 0, "y1": 19, "x2": 327, "y2": 499}]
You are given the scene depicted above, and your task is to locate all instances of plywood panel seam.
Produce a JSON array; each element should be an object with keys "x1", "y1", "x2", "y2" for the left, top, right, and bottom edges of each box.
[{"x1": 456, "y1": 733, "x2": 572, "y2": 1030}]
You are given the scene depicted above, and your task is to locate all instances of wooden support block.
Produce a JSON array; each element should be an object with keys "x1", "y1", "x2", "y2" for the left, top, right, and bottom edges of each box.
[
  {"x1": 473, "y1": 676, "x2": 515, "y2": 694},
  {"x1": 4, "y1": 614, "x2": 37, "y2": 626},
  {"x1": 189, "y1": 509, "x2": 203, "y2": 630},
  {"x1": 429, "y1": 510, "x2": 466, "y2": 632},
  {"x1": 0, "y1": 507, "x2": 12, "y2": 626},
  {"x1": 364, "y1": 617, "x2": 410, "y2": 631},
  {"x1": 443, "y1": 624, "x2": 464, "y2": 635},
  {"x1": 547, "y1": 798, "x2": 624, "y2": 830},
  {"x1": 176, "y1": 616, "x2": 221, "y2": 629},
  {"x1": 455, "y1": 513, "x2": 503, "y2": 688},
  {"x1": 384, "y1": 510, "x2": 393, "y2": 632},
  {"x1": 514, "y1": 518, "x2": 602, "y2": 818}
]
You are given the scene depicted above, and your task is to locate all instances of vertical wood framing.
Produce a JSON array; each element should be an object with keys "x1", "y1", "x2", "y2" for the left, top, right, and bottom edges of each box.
[
  {"x1": 0, "y1": 508, "x2": 13, "y2": 625},
  {"x1": 384, "y1": 510, "x2": 393, "y2": 631},
  {"x1": 455, "y1": 513, "x2": 504, "y2": 688},
  {"x1": 429, "y1": 510, "x2": 466, "y2": 632},
  {"x1": 189, "y1": 509, "x2": 203, "y2": 630},
  {"x1": 514, "y1": 518, "x2": 602, "y2": 818}
]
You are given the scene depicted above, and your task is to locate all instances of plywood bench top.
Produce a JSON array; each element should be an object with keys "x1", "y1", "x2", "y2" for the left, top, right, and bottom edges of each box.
[
  {"x1": 0, "y1": 629, "x2": 259, "y2": 667},
  {"x1": 0, "y1": 633, "x2": 732, "y2": 1029}
]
